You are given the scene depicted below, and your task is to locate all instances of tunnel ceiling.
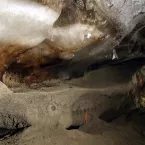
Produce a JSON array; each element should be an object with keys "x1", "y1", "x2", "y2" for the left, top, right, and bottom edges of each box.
[{"x1": 0, "y1": 0, "x2": 145, "y2": 85}]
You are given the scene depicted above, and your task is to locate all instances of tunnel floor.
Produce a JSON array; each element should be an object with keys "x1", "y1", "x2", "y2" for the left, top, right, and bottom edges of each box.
[
  {"x1": 0, "y1": 60, "x2": 145, "y2": 145},
  {"x1": 1, "y1": 117, "x2": 145, "y2": 145}
]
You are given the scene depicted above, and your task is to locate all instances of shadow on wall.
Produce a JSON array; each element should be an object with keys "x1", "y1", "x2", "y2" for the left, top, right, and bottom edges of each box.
[{"x1": 67, "y1": 91, "x2": 127, "y2": 134}]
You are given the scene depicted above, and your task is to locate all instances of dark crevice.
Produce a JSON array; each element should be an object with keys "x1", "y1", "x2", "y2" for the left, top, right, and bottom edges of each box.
[
  {"x1": 66, "y1": 125, "x2": 81, "y2": 130},
  {"x1": 0, "y1": 127, "x2": 28, "y2": 140}
]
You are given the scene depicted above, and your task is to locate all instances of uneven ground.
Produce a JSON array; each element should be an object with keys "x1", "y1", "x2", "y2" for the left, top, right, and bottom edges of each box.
[
  {"x1": 0, "y1": 59, "x2": 145, "y2": 145},
  {"x1": 1, "y1": 120, "x2": 145, "y2": 145}
]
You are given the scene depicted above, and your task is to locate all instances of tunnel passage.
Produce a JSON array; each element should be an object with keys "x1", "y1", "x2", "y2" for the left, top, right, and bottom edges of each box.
[{"x1": 0, "y1": 1, "x2": 145, "y2": 144}]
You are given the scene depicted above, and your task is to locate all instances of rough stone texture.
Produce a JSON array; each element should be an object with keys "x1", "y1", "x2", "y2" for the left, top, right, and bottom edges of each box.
[
  {"x1": 0, "y1": 62, "x2": 144, "y2": 144},
  {"x1": 86, "y1": 0, "x2": 145, "y2": 36},
  {"x1": 0, "y1": 82, "x2": 12, "y2": 95},
  {"x1": 0, "y1": 83, "x2": 129, "y2": 129},
  {"x1": 0, "y1": 1, "x2": 145, "y2": 144},
  {"x1": 0, "y1": 82, "x2": 144, "y2": 145}
]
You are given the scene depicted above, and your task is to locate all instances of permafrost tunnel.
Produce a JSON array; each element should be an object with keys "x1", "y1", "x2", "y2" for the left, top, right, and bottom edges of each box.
[{"x1": 0, "y1": 0, "x2": 145, "y2": 145}]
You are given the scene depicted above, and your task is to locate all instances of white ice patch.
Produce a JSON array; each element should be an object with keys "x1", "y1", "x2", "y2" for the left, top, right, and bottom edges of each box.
[
  {"x1": 48, "y1": 23, "x2": 103, "y2": 50},
  {"x1": 112, "y1": 49, "x2": 118, "y2": 60},
  {"x1": 87, "y1": 33, "x2": 92, "y2": 38},
  {"x1": 0, "y1": 0, "x2": 60, "y2": 47}
]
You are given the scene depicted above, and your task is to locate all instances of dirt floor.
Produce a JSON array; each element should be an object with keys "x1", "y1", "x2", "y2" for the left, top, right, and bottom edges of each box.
[
  {"x1": 0, "y1": 60, "x2": 145, "y2": 145},
  {"x1": 1, "y1": 118, "x2": 145, "y2": 145}
]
